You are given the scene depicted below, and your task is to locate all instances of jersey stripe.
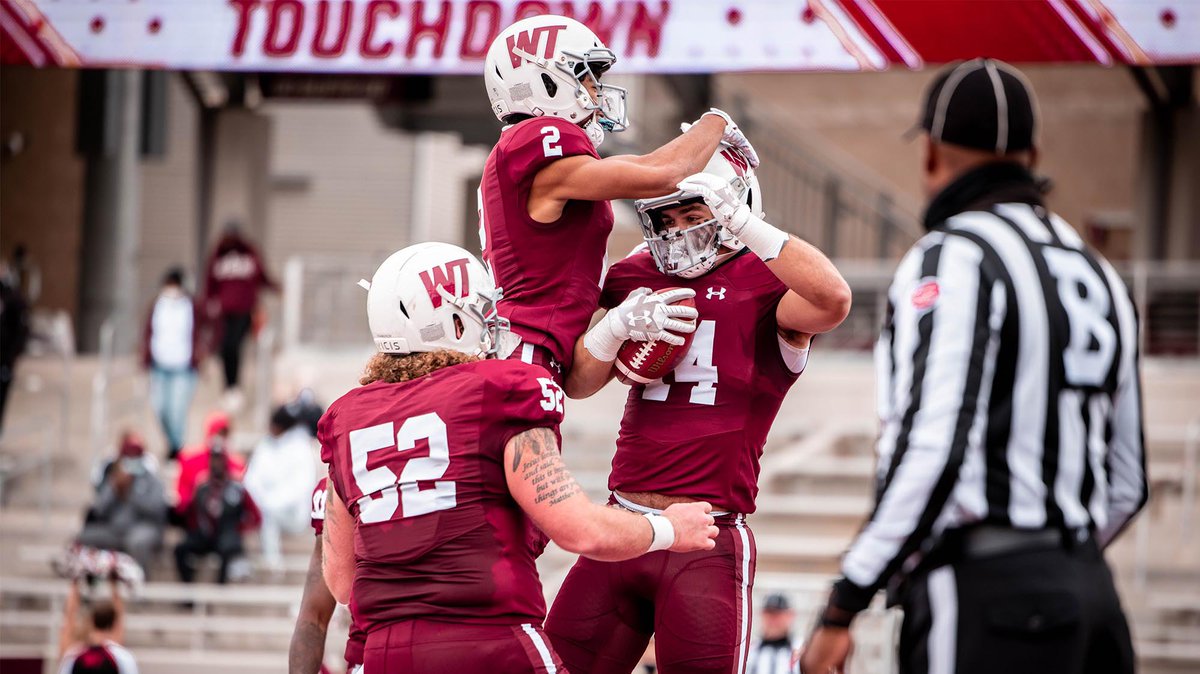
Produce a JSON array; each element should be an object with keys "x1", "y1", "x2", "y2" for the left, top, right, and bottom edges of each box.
[
  {"x1": 841, "y1": 203, "x2": 1146, "y2": 600},
  {"x1": 734, "y1": 516, "x2": 753, "y2": 674},
  {"x1": 844, "y1": 236, "x2": 991, "y2": 589},
  {"x1": 520, "y1": 623, "x2": 558, "y2": 673}
]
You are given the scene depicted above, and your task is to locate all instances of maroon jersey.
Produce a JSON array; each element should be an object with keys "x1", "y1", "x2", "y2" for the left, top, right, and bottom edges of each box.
[
  {"x1": 319, "y1": 359, "x2": 566, "y2": 633},
  {"x1": 309, "y1": 476, "x2": 366, "y2": 667},
  {"x1": 480, "y1": 116, "x2": 614, "y2": 372},
  {"x1": 600, "y1": 250, "x2": 802, "y2": 513}
]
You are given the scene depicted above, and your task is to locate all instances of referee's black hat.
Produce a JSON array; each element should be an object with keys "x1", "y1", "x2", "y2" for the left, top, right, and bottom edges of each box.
[{"x1": 914, "y1": 58, "x2": 1038, "y2": 154}]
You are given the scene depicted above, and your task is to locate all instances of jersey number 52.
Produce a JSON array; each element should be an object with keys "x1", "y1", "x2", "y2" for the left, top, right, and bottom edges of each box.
[{"x1": 349, "y1": 413, "x2": 457, "y2": 524}]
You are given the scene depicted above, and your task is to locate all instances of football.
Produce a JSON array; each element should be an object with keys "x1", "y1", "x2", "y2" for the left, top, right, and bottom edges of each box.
[{"x1": 614, "y1": 290, "x2": 697, "y2": 385}]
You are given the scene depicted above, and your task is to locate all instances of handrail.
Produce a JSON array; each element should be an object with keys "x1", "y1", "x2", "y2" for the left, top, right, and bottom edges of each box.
[
  {"x1": 731, "y1": 97, "x2": 923, "y2": 260},
  {"x1": 253, "y1": 327, "x2": 277, "y2": 435},
  {"x1": 1182, "y1": 418, "x2": 1200, "y2": 541},
  {"x1": 89, "y1": 318, "x2": 116, "y2": 473}
]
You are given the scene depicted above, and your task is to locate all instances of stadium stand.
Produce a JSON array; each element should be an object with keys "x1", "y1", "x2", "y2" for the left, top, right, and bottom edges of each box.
[{"x1": 1, "y1": 337, "x2": 1197, "y2": 673}]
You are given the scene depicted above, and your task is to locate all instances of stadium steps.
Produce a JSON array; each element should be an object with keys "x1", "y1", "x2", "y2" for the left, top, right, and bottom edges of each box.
[
  {"x1": 0, "y1": 575, "x2": 298, "y2": 670},
  {"x1": 0, "y1": 643, "x2": 286, "y2": 674},
  {"x1": 748, "y1": 493, "x2": 872, "y2": 537},
  {"x1": 751, "y1": 533, "x2": 850, "y2": 574}
]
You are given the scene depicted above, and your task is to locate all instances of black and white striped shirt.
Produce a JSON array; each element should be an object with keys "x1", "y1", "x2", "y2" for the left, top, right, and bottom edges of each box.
[{"x1": 837, "y1": 201, "x2": 1147, "y2": 606}]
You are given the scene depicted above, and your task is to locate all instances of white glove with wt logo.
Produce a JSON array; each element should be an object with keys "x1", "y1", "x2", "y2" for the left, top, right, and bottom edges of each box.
[
  {"x1": 677, "y1": 172, "x2": 790, "y2": 262},
  {"x1": 584, "y1": 287, "x2": 699, "y2": 362}
]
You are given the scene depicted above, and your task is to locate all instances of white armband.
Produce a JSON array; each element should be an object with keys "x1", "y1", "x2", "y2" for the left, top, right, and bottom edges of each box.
[
  {"x1": 777, "y1": 335, "x2": 810, "y2": 375},
  {"x1": 729, "y1": 208, "x2": 790, "y2": 262},
  {"x1": 583, "y1": 319, "x2": 623, "y2": 363},
  {"x1": 644, "y1": 512, "x2": 675, "y2": 553}
]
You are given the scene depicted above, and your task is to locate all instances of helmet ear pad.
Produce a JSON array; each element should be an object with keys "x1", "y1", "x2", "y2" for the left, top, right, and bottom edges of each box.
[
  {"x1": 366, "y1": 243, "x2": 507, "y2": 357},
  {"x1": 541, "y1": 73, "x2": 558, "y2": 98}
]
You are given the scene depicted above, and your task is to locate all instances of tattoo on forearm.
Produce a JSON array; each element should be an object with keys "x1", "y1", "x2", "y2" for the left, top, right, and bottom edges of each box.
[{"x1": 512, "y1": 428, "x2": 584, "y2": 507}]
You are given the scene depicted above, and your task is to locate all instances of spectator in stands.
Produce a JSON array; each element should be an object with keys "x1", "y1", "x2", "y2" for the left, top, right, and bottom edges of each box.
[
  {"x1": 57, "y1": 575, "x2": 139, "y2": 673},
  {"x1": 78, "y1": 433, "x2": 167, "y2": 577},
  {"x1": 92, "y1": 431, "x2": 159, "y2": 490},
  {"x1": 172, "y1": 412, "x2": 245, "y2": 525},
  {"x1": 142, "y1": 267, "x2": 204, "y2": 461},
  {"x1": 0, "y1": 253, "x2": 31, "y2": 432},
  {"x1": 174, "y1": 447, "x2": 260, "y2": 584},
  {"x1": 285, "y1": 388, "x2": 324, "y2": 438},
  {"x1": 244, "y1": 405, "x2": 318, "y2": 572},
  {"x1": 8, "y1": 243, "x2": 41, "y2": 303},
  {"x1": 202, "y1": 222, "x2": 277, "y2": 411},
  {"x1": 747, "y1": 594, "x2": 801, "y2": 674}
]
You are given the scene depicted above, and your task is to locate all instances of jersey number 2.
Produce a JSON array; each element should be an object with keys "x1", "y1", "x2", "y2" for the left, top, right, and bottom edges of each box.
[
  {"x1": 541, "y1": 126, "x2": 563, "y2": 157},
  {"x1": 643, "y1": 320, "x2": 718, "y2": 405},
  {"x1": 349, "y1": 413, "x2": 457, "y2": 524}
]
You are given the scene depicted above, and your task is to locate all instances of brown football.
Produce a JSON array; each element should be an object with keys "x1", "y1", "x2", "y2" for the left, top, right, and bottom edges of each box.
[{"x1": 614, "y1": 290, "x2": 697, "y2": 385}]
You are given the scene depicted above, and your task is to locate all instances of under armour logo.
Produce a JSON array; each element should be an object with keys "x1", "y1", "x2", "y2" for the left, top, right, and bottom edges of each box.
[
  {"x1": 706, "y1": 287, "x2": 727, "y2": 300},
  {"x1": 629, "y1": 310, "x2": 653, "y2": 327}
]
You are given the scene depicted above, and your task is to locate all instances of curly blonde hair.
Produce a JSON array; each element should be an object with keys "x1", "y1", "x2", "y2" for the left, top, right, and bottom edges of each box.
[{"x1": 360, "y1": 349, "x2": 481, "y2": 385}]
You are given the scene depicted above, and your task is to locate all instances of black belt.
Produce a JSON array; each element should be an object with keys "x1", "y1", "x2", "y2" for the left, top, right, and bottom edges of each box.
[
  {"x1": 953, "y1": 524, "x2": 1093, "y2": 559},
  {"x1": 888, "y1": 524, "x2": 1094, "y2": 608}
]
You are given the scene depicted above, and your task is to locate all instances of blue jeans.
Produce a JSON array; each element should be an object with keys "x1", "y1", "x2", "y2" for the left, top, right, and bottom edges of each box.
[{"x1": 150, "y1": 366, "x2": 197, "y2": 457}]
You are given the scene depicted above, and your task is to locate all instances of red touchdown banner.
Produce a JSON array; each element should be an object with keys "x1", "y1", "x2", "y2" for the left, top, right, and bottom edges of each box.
[{"x1": 1, "y1": 0, "x2": 1196, "y2": 72}]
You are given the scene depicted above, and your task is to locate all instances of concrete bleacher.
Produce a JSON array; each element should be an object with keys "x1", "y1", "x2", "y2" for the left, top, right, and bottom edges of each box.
[{"x1": 1, "y1": 350, "x2": 1198, "y2": 673}]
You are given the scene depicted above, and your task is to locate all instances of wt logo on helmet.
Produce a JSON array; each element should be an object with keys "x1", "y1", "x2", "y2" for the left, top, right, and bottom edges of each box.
[
  {"x1": 507, "y1": 25, "x2": 567, "y2": 68},
  {"x1": 418, "y1": 258, "x2": 471, "y2": 308},
  {"x1": 720, "y1": 148, "x2": 750, "y2": 177}
]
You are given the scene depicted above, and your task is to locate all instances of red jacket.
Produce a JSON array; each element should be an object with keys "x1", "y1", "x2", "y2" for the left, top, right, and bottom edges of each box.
[
  {"x1": 202, "y1": 234, "x2": 277, "y2": 316},
  {"x1": 174, "y1": 413, "x2": 246, "y2": 515}
]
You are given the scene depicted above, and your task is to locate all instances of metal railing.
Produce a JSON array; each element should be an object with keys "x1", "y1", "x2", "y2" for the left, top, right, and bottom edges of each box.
[
  {"x1": 87, "y1": 316, "x2": 152, "y2": 478},
  {"x1": 283, "y1": 254, "x2": 384, "y2": 351},
  {"x1": 0, "y1": 310, "x2": 75, "y2": 528},
  {"x1": 732, "y1": 99, "x2": 923, "y2": 261},
  {"x1": 827, "y1": 261, "x2": 1200, "y2": 356}
]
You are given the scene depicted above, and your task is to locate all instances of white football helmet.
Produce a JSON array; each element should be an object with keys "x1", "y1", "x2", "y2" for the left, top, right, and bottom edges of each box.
[
  {"x1": 364, "y1": 242, "x2": 510, "y2": 357},
  {"x1": 484, "y1": 15, "x2": 628, "y2": 146},
  {"x1": 635, "y1": 145, "x2": 764, "y2": 278}
]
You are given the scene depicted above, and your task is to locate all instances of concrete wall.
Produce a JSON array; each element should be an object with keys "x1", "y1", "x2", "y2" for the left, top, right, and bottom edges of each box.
[
  {"x1": 714, "y1": 65, "x2": 1146, "y2": 243},
  {"x1": 209, "y1": 110, "x2": 272, "y2": 248},
  {"x1": 0, "y1": 68, "x2": 86, "y2": 318},
  {"x1": 262, "y1": 101, "x2": 415, "y2": 273},
  {"x1": 138, "y1": 74, "x2": 200, "y2": 314}
]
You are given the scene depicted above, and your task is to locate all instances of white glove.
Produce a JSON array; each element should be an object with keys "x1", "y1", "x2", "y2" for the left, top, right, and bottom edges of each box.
[
  {"x1": 680, "y1": 108, "x2": 760, "y2": 169},
  {"x1": 677, "y1": 173, "x2": 790, "y2": 262},
  {"x1": 584, "y1": 287, "x2": 699, "y2": 362}
]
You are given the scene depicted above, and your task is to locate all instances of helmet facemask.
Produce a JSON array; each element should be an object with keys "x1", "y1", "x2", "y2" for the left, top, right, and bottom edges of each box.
[
  {"x1": 436, "y1": 284, "x2": 514, "y2": 358},
  {"x1": 558, "y1": 48, "x2": 628, "y2": 133},
  {"x1": 637, "y1": 176, "x2": 752, "y2": 278}
]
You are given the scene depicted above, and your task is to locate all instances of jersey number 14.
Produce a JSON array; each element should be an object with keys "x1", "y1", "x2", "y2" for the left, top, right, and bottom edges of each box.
[{"x1": 643, "y1": 320, "x2": 719, "y2": 405}]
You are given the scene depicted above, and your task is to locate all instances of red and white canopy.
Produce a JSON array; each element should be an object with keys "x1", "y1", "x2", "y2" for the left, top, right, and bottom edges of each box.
[{"x1": 2, "y1": 0, "x2": 1196, "y2": 72}]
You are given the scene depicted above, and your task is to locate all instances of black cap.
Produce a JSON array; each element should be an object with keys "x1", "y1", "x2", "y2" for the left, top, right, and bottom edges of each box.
[
  {"x1": 916, "y1": 58, "x2": 1037, "y2": 154},
  {"x1": 762, "y1": 593, "x2": 791, "y2": 612}
]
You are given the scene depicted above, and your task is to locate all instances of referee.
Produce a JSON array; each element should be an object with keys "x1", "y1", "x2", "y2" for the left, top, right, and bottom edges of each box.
[{"x1": 800, "y1": 59, "x2": 1147, "y2": 674}]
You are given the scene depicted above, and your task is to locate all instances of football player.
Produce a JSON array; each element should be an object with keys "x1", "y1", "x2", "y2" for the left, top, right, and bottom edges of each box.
[
  {"x1": 288, "y1": 475, "x2": 365, "y2": 674},
  {"x1": 480, "y1": 15, "x2": 758, "y2": 385},
  {"x1": 319, "y1": 242, "x2": 720, "y2": 673},
  {"x1": 545, "y1": 147, "x2": 852, "y2": 673}
]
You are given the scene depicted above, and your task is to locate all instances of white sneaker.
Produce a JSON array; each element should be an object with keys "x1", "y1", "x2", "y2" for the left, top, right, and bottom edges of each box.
[{"x1": 222, "y1": 389, "x2": 245, "y2": 413}]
